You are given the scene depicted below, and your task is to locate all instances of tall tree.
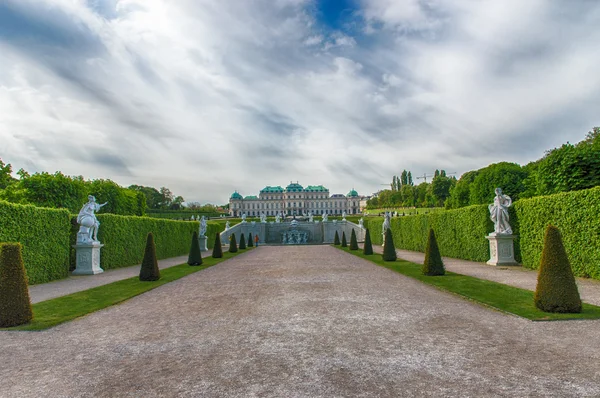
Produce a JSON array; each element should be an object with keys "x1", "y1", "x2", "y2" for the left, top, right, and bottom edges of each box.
[
  {"x1": 401, "y1": 170, "x2": 408, "y2": 186},
  {"x1": 407, "y1": 171, "x2": 413, "y2": 186}
]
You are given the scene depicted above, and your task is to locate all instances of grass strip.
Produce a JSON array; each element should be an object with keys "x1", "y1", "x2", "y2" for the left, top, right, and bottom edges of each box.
[
  {"x1": 337, "y1": 246, "x2": 600, "y2": 321},
  {"x1": 3, "y1": 249, "x2": 251, "y2": 331}
]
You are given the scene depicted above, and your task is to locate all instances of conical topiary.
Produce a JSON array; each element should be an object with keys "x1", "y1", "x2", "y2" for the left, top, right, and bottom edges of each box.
[
  {"x1": 229, "y1": 233, "x2": 238, "y2": 253},
  {"x1": 139, "y1": 232, "x2": 160, "y2": 281},
  {"x1": 239, "y1": 233, "x2": 247, "y2": 250},
  {"x1": 363, "y1": 228, "x2": 373, "y2": 255},
  {"x1": 212, "y1": 232, "x2": 223, "y2": 258},
  {"x1": 248, "y1": 233, "x2": 254, "y2": 247},
  {"x1": 0, "y1": 243, "x2": 32, "y2": 327},
  {"x1": 349, "y1": 229, "x2": 358, "y2": 250},
  {"x1": 334, "y1": 231, "x2": 340, "y2": 245},
  {"x1": 382, "y1": 229, "x2": 397, "y2": 261},
  {"x1": 187, "y1": 231, "x2": 203, "y2": 266},
  {"x1": 422, "y1": 228, "x2": 444, "y2": 276},
  {"x1": 341, "y1": 232, "x2": 347, "y2": 247},
  {"x1": 534, "y1": 225, "x2": 581, "y2": 313}
]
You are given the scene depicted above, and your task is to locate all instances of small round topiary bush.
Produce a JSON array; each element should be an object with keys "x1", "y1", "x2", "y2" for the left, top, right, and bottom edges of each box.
[
  {"x1": 349, "y1": 229, "x2": 358, "y2": 250},
  {"x1": 187, "y1": 231, "x2": 203, "y2": 266},
  {"x1": 334, "y1": 231, "x2": 340, "y2": 245},
  {"x1": 0, "y1": 243, "x2": 33, "y2": 327},
  {"x1": 422, "y1": 228, "x2": 444, "y2": 276},
  {"x1": 248, "y1": 233, "x2": 254, "y2": 248},
  {"x1": 341, "y1": 232, "x2": 347, "y2": 248},
  {"x1": 212, "y1": 232, "x2": 223, "y2": 258},
  {"x1": 229, "y1": 233, "x2": 238, "y2": 253},
  {"x1": 139, "y1": 232, "x2": 160, "y2": 281},
  {"x1": 363, "y1": 228, "x2": 373, "y2": 255},
  {"x1": 382, "y1": 229, "x2": 397, "y2": 262},
  {"x1": 239, "y1": 233, "x2": 247, "y2": 250},
  {"x1": 534, "y1": 225, "x2": 581, "y2": 313}
]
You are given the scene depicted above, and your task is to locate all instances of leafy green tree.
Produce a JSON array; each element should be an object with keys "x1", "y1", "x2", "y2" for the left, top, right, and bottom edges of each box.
[
  {"x1": 128, "y1": 185, "x2": 162, "y2": 209},
  {"x1": 20, "y1": 172, "x2": 88, "y2": 212},
  {"x1": 469, "y1": 162, "x2": 527, "y2": 205},
  {"x1": 382, "y1": 229, "x2": 397, "y2": 261},
  {"x1": 0, "y1": 158, "x2": 15, "y2": 189},
  {"x1": 401, "y1": 170, "x2": 408, "y2": 186},
  {"x1": 422, "y1": 229, "x2": 445, "y2": 276},
  {"x1": 431, "y1": 176, "x2": 455, "y2": 207},
  {"x1": 0, "y1": 243, "x2": 32, "y2": 327},
  {"x1": 446, "y1": 170, "x2": 479, "y2": 209},
  {"x1": 212, "y1": 232, "x2": 223, "y2": 258},
  {"x1": 158, "y1": 187, "x2": 174, "y2": 209},
  {"x1": 140, "y1": 233, "x2": 160, "y2": 281},
  {"x1": 407, "y1": 171, "x2": 413, "y2": 186},
  {"x1": 363, "y1": 228, "x2": 373, "y2": 255},
  {"x1": 187, "y1": 231, "x2": 203, "y2": 266}
]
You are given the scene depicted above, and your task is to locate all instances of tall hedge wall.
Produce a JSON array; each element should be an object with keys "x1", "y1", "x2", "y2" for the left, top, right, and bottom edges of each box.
[
  {"x1": 0, "y1": 201, "x2": 70, "y2": 284},
  {"x1": 514, "y1": 186, "x2": 600, "y2": 278}
]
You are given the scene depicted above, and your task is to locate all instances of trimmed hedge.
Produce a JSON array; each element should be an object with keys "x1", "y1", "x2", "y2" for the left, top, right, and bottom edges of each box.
[
  {"x1": 0, "y1": 201, "x2": 70, "y2": 285},
  {"x1": 0, "y1": 243, "x2": 33, "y2": 327},
  {"x1": 139, "y1": 233, "x2": 160, "y2": 281},
  {"x1": 515, "y1": 186, "x2": 600, "y2": 278}
]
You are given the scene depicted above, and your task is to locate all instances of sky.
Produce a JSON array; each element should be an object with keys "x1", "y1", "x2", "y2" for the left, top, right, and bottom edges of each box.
[{"x1": 1, "y1": 0, "x2": 599, "y2": 204}]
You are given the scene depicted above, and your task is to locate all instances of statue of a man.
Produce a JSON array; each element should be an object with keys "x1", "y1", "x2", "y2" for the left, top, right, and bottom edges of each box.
[
  {"x1": 241, "y1": 213, "x2": 247, "y2": 223},
  {"x1": 199, "y1": 216, "x2": 207, "y2": 236},
  {"x1": 260, "y1": 212, "x2": 267, "y2": 223},
  {"x1": 382, "y1": 212, "x2": 391, "y2": 246},
  {"x1": 308, "y1": 212, "x2": 314, "y2": 223},
  {"x1": 359, "y1": 217, "x2": 364, "y2": 229},
  {"x1": 322, "y1": 212, "x2": 328, "y2": 222},
  {"x1": 275, "y1": 214, "x2": 281, "y2": 223},
  {"x1": 225, "y1": 221, "x2": 231, "y2": 230},
  {"x1": 342, "y1": 211, "x2": 347, "y2": 221},
  {"x1": 77, "y1": 195, "x2": 107, "y2": 243},
  {"x1": 489, "y1": 188, "x2": 513, "y2": 234}
]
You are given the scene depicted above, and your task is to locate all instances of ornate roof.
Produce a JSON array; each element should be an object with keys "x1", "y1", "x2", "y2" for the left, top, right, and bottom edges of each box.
[
  {"x1": 230, "y1": 191, "x2": 243, "y2": 200},
  {"x1": 304, "y1": 185, "x2": 329, "y2": 192},
  {"x1": 244, "y1": 195, "x2": 258, "y2": 200},
  {"x1": 260, "y1": 186, "x2": 284, "y2": 193},
  {"x1": 347, "y1": 189, "x2": 358, "y2": 197},
  {"x1": 285, "y1": 182, "x2": 304, "y2": 192}
]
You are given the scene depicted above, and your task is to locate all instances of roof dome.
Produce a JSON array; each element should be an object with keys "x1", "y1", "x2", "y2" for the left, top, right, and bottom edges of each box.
[
  {"x1": 347, "y1": 189, "x2": 358, "y2": 197},
  {"x1": 286, "y1": 182, "x2": 304, "y2": 192},
  {"x1": 230, "y1": 191, "x2": 243, "y2": 200}
]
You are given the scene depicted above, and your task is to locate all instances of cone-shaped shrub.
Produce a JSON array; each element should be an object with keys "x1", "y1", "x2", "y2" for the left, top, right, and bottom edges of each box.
[
  {"x1": 229, "y1": 233, "x2": 238, "y2": 253},
  {"x1": 212, "y1": 232, "x2": 223, "y2": 258},
  {"x1": 341, "y1": 232, "x2": 347, "y2": 247},
  {"x1": 534, "y1": 225, "x2": 581, "y2": 313},
  {"x1": 139, "y1": 233, "x2": 160, "y2": 281},
  {"x1": 334, "y1": 231, "x2": 340, "y2": 245},
  {"x1": 422, "y1": 228, "x2": 445, "y2": 276},
  {"x1": 248, "y1": 233, "x2": 254, "y2": 247},
  {"x1": 187, "y1": 231, "x2": 203, "y2": 266},
  {"x1": 382, "y1": 229, "x2": 397, "y2": 261},
  {"x1": 0, "y1": 243, "x2": 32, "y2": 327},
  {"x1": 349, "y1": 229, "x2": 358, "y2": 250},
  {"x1": 239, "y1": 233, "x2": 247, "y2": 250},
  {"x1": 363, "y1": 229, "x2": 373, "y2": 255}
]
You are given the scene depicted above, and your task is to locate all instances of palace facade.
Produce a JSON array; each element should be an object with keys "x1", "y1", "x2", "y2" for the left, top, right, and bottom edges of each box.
[{"x1": 229, "y1": 182, "x2": 363, "y2": 217}]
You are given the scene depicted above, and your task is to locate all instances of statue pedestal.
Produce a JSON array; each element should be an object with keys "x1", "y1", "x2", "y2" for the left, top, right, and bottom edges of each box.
[
  {"x1": 485, "y1": 234, "x2": 518, "y2": 266},
  {"x1": 72, "y1": 242, "x2": 104, "y2": 275},
  {"x1": 198, "y1": 235, "x2": 208, "y2": 252}
]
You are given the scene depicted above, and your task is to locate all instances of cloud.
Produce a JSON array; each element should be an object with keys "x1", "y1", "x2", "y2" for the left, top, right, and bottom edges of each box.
[{"x1": 1, "y1": 0, "x2": 599, "y2": 204}]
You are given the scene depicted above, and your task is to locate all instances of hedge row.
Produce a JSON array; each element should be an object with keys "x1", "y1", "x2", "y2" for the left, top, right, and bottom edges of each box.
[
  {"x1": 0, "y1": 201, "x2": 70, "y2": 285},
  {"x1": 514, "y1": 186, "x2": 600, "y2": 278}
]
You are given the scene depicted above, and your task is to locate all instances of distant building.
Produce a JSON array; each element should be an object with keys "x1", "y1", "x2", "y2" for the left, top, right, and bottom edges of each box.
[{"x1": 229, "y1": 182, "x2": 363, "y2": 217}]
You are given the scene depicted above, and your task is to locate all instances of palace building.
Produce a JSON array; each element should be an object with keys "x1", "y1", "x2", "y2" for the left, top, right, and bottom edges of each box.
[{"x1": 229, "y1": 182, "x2": 363, "y2": 217}]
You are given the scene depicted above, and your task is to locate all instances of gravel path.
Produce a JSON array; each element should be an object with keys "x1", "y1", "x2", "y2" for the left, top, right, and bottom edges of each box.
[{"x1": 2, "y1": 246, "x2": 600, "y2": 397}]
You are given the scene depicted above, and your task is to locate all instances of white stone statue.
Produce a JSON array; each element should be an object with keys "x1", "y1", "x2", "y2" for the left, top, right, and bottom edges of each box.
[
  {"x1": 76, "y1": 195, "x2": 107, "y2": 244},
  {"x1": 241, "y1": 213, "x2": 247, "y2": 223},
  {"x1": 322, "y1": 212, "x2": 328, "y2": 222},
  {"x1": 308, "y1": 212, "x2": 314, "y2": 223},
  {"x1": 382, "y1": 212, "x2": 391, "y2": 245},
  {"x1": 199, "y1": 216, "x2": 207, "y2": 236},
  {"x1": 489, "y1": 188, "x2": 513, "y2": 235},
  {"x1": 342, "y1": 211, "x2": 347, "y2": 221},
  {"x1": 359, "y1": 218, "x2": 364, "y2": 229},
  {"x1": 275, "y1": 214, "x2": 281, "y2": 223},
  {"x1": 260, "y1": 212, "x2": 267, "y2": 223},
  {"x1": 191, "y1": 215, "x2": 195, "y2": 221},
  {"x1": 225, "y1": 221, "x2": 231, "y2": 231}
]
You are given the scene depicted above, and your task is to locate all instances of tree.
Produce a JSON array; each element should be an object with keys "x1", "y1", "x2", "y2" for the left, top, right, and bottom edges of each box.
[
  {"x1": 0, "y1": 243, "x2": 32, "y2": 327},
  {"x1": 170, "y1": 195, "x2": 185, "y2": 210},
  {"x1": 0, "y1": 158, "x2": 15, "y2": 189},
  {"x1": 187, "y1": 231, "x2": 203, "y2": 266},
  {"x1": 229, "y1": 233, "x2": 238, "y2": 253},
  {"x1": 341, "y1": 231, "x2": 347, "y2": 247},
  {"x1": 431, "y1": 176, "x2": 455, "y2": 207},
  {"x1": 363, "y1": 228, "x2": 373, "y2": 255},
  {"x1": 349, "y1": 229, "x2": 358, "y2": 250},
  {"x1": 401, "y1": 170, "x2": 408, "y2": 186},
  {"x1": 140, "y1": 233, "x2": 160, "y2": 281},
  {"x1": 239, "y1": 233, "x2": 247, "y2": 249},
  {"x1": 248, "y1": 233, "x2": 254, "y2": 247},
  {"x1": 158, "y1": 187, "x2": 174, "y2": 209},
  {"x1": 382, "y1": 229, "x2": 397, "y2": 261},
  {"x1": 212, "y1": 232, "x2": 223, "y2": 258},
  {"x1": 422, "y1": 229, "x2": 445, "y2": 276},
  {"x1": 446, "y1": 170, "x2": 479, "y2": 209},
  {"x1": 469, "y1": 162, "x2": 527, "y2": 205},
  {"x1": 407, "y1": 171, "x2": 413, "y2": 186},
  {"x1": 334, "y1": 231, "x2": 340, "y2": 245},
  {"x1": 128, "y1": 185, "x2": 162, "y2": 209},
  {"x1": 534, "y1": 225, "x2": 581, "y2": 313},
  {"x1": 434, "y1": 169, "x2": 440, "y2": 178}
]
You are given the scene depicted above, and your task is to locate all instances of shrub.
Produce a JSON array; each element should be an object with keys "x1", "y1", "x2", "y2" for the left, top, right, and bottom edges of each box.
[
  {"x1": 534, "y1": 225, "x2": 581, "y2": 313},
  {"x1": 229, "y1": 233, "x2": 238, "y2": 253},
  {"x1": 139, "y1": 233, "x2": 160, "y2": 281},
  {"x1": 248, "y1": 233, "x2": 254, "y2": 247},
  {"x1": 334, "y1": 231, "x2": 340, "y2": 245},
  {"x1": 382, "y1": 229, "x2": 397, "y2": 262},
  {"x1": 0, "y1": 243, "x2": 33, "y2": 327},
  {"x1": 187, "y1": 231, "x2": 203, "y2": 266},
  {"x1": 239, "y1": 233, "x2": 247, "y2": 250},
  {"x1": 341, "y1": 232, "x2": 347, "y2": 247},
  {"x1": 212, "y1": 232, "x2": 223, "y2": 258},
  {"x1": 349, "y1": 229, "x2": 358, "y2": 250},
  {"x1": 422, "y1": 229, "x2": 445, "y2": 276},
  {"x1": 363, "y1": 228, "x2": 373, "y2": 255}
]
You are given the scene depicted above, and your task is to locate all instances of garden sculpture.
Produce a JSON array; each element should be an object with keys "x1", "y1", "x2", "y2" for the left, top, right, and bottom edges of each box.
[
  {"x1": 199, "y1": 216, "x2": 207, "y2": 236},
  {"x1": 489, "y1": 188, "x2": 513, "y2": 234},
  {"x1": 76, "y1": 195, "x2": 107, "y2": 243},
  {"x1": 382, "y1": 212, "x2": 391, "y2": 246}
]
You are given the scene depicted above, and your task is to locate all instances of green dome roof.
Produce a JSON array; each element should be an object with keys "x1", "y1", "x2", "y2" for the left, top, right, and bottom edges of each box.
[
  {"x1": 286, "y1": 182, "x2": 304, "y2": 192},
  {"x1": 347, "y1": 189, "x2": 358, "y2": 197},
  {"x1": 260, "y1": 186, "x2": 284, "y2": 193},
  {"x1": 304, "y1": 185, "x2": 328, "y2": 192},
  {"x1": 244, "y1": 195, "x2": 258, "y2": 200},
  {"x1": 230, "y1": 191, "x2": 242, "y2": 200}
]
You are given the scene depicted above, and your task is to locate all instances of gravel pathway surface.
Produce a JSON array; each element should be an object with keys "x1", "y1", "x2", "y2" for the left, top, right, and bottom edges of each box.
[{"x1": 3, "y1": 246, "x2": 600, "y2": 397}]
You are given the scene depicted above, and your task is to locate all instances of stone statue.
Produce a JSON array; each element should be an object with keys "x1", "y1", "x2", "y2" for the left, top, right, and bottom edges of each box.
[
  {"x1": 260, "y1": 212, "x2": 267, "y2": 223},
  {"x1": 342, "y1": 211, "x2": 347, "y2": 221},
  {"x1": 241, "y1": 213, "x2": 247, "y2": 223},
  {"x1": 489, "y1": 188, "x2": 513, "y2": 234},
  {"x1": 322, "y1": 212, "x2": 328, "y2": 222},
  {"x1": 358, "y1": 218, "x2": 364, "y2": 229},
  {"x1": 199, "y1": 216, "x2": 207, "y2": 236},
  {"x1": 76, "y1": 195, "x2": 107, "y2": 244},
  {"x1": 308, "y1": 212, "x2": 314, "y2": 223},
  {"x1": 382, "y1": 212, "x2": 391, "y2": 245},
  {"x1": 225, "y1": 221, "x2": 231, "y2": 231},
  {"x1": 275, "y1": 214, "x2": 281, "y2": 223}
]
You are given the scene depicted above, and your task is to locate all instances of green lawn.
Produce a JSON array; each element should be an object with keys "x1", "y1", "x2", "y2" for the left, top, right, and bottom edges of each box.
[
  {"x1": 2, "y1": 249, "x2": 251, "y2": 331},
  {"x1": 337, "y1": 246, "x2": 600, "y2": 321}
]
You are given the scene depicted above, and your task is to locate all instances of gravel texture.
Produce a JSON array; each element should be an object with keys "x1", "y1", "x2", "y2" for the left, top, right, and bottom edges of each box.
[{"x1": 2, "y1": 246, "x2": 600, "y2": 397}]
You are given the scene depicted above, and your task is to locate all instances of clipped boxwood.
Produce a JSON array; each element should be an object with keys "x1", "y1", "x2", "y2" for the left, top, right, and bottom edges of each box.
[
  {"x1": 0, "y1": 243, "x2": 33, "y2": 327},
  {"x1": 0, "y1": 201, "x2": 70, "y2": 285}
]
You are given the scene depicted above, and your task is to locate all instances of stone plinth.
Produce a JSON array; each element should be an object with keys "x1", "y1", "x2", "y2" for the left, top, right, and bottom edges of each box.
[
  {"x1": 485, "y1": 233, "x2": 518, "y2": 266},
  {"x1": 72, "y1": 242, "x2": 104, "y2": 275},
  {"x1": 199, "y1": 235, "x2": 208, "y2": 252}
]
